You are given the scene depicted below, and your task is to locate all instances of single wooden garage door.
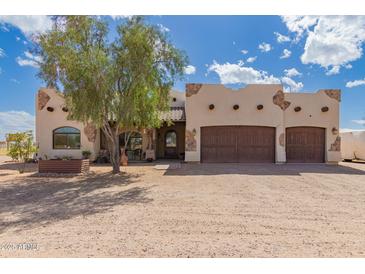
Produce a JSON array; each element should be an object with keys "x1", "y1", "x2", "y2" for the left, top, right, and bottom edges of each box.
[
  {"x1": 286, "y1": 127, "x2": 325, "y2": 163},
  {"x1": 201, "y1": 126, "x2": 275, "y2": 163}
]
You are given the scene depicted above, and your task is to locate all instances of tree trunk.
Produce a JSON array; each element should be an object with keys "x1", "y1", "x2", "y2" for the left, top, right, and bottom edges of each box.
[
  {"x1": 110, "y1": 133, "x2": 120, "y2": 174},
  {"x1": 102, "y1": 123, "x2": 121, "y2": 174}
]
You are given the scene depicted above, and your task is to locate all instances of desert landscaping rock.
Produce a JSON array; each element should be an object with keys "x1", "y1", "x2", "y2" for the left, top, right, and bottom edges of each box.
[{"x1": 1, "y1": 162, "x2": 365, "y2": 257}]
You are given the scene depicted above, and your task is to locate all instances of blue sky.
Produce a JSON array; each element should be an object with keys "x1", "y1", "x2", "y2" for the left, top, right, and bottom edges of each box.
[{"x1": 0, "y1": 15, "x2": 365, "y2": 139}]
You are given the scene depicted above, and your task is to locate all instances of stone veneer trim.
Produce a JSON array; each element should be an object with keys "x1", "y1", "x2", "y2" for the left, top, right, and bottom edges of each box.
[{"x1": 186, "y1": 83, "x2": 203, "y2": 97}]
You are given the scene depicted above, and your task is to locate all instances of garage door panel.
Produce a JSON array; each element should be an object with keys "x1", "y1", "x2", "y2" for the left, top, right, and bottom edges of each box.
[
  {"x1": 286, "y1": 127, "x2": 325, "y2": 163},
  {"x1": 201, "y1": 126, "x2": 275, "y2": 163}
]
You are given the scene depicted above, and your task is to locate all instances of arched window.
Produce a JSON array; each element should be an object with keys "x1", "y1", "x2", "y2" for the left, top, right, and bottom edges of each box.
[
  {"x1": 53, "y1": 127, "x2": 81, "y2": 149},
  {"x1": 165, "y1": 130, "x2": 177, "y2": 148}
]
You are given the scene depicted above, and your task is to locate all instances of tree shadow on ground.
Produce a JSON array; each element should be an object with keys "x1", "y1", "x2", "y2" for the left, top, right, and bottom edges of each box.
[
  {"x1": 163, "y1": 163, "x2": 365, "y2": 176},
  {"x1": 0, "y1": 171, "x2": 153, "y2": 233},
  {"x1": 0, "y1": 162, "x2": 37, "y2": 172}
]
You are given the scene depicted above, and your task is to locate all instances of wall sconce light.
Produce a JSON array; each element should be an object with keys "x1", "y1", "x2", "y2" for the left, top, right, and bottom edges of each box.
[{"x1": 332, "y1": 127, "x2": 338, "y2": 135}]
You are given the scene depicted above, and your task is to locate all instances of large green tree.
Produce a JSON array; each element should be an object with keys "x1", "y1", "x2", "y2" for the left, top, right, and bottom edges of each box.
[{"x1": 35, "y1": 16, "x2": 187, "y2": 173}]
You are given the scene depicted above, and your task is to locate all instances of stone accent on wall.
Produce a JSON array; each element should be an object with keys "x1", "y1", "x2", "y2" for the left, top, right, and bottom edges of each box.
[
  {"x1": 273, "y1": 90, "x2": 291, "y2": 110},
  {"x1": 186, "y1": 83, "x2": 203, "y2": 97},
  {"x1": 323, "y1": 89, "x2": 341, "y2": 102},
  {"x1": 84, "y1": 123, "x2": 97, "y2": 142},
  {"x1": 329, "y1": 136, "x2": 341, "y2": 151},
  {"x1": 279, "y1": 133, "x2": 285, "y2": 147},
  {"x1": 38, "y1": 90, "x2": 51, "y2": 110},
  {"x1": 185, "y1": 129, "x2": 197, "y2": 151}
]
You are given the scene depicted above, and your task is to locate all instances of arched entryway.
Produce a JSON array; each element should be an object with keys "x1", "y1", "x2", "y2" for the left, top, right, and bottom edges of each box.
[
  {"x1": 164, "y1": 130, "x2": 177, "y2": 158},
  {"x1": 119, "y1": 131, "x2": 143, "y2": 161}
]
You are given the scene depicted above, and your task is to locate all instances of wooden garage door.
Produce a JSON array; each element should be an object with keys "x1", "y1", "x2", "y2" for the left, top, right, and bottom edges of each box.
[
  {"x1": 201, "y1": 126, "x2": 275, "y2": 163},
  {"x1": 286, "y1": 127, "x2": 325, "y2": 163}
]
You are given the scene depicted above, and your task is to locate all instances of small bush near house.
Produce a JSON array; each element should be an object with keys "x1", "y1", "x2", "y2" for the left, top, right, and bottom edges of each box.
[
  {"x1": 7, "y1": 131, "x2": 37, "y2": 173},
  {"x1": 82, "y1": 150, "x2": 92, "y2": 159},
  {"x1": 61, "y1": 155, "x2": 73, "y2": 160}
]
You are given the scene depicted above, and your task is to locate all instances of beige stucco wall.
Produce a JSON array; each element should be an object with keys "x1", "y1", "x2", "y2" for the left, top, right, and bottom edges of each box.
[
  {"x1": 285, "y1": 90, "x2": 341, "y2": 163},
  {"x1": 185, "y1": 84, "x2": 341, "y2": 163},
  {"x1": 170, "y1": 90, "x2": 185, "y2": 107},
  {"x1": 36, "y1": 88, "x2": 100, "y2": 160},
  {"x1": 340, "y1": 131, "x2": 365, "y2": 160},
  {"x1": 36, "y1": 88, "x2": 180, "y2": 161}
]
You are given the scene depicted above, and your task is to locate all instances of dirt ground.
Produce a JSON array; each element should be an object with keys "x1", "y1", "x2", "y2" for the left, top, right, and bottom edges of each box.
[{"x1": 1, "y1": 160, "x2": 365, "y2": 257}]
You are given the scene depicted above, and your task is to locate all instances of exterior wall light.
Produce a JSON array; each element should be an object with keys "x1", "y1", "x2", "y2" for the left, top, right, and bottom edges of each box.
[
  {"x1": 332, "y1": 127, "x2": 339, "y2": 135},
  {"x1": 294, "y1": 106, "x2": 301, "y2": 112}
]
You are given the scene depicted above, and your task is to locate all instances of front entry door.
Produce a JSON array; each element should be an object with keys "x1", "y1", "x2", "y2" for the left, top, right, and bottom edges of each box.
[{"x1": 164, "y1": 130, "x2": 178, "y2": 158}]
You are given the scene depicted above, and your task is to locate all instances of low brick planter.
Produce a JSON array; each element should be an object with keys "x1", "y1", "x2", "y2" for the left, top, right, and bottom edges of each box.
[{"x1": 38, "y1": 159, "x2": 90, "y2": 174}]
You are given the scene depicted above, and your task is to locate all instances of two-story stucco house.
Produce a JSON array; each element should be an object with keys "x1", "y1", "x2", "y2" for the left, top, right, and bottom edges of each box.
[{"x1": 36, "y1": 83, "x2": 341, "y2": 164}]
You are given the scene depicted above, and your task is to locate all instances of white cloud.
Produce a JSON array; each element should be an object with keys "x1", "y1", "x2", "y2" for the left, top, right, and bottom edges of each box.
[
  {"x1": 157, "y1": 23, "x2": 170, "y2": 33},
  {"x1": 0, "y1": 48, "x2": 5, "y2": 58},
  {"x1": 281, "y1": 76, "x2": 304, "y2": 92},
  {"x1": 326, "y1": 65, "x2": 341, "y2": 76},
  {"x1": 0, "y1": 25, "x2": 9, "y2": 32},
  {"x1": 281, "y1": 16, "x2": 318, "y2": 41},
  {"x1": 10, "y1": 78, "x2": 20, "y2": 84},
  {"x1": 258, "y1": 42, "x2": 272, "y2": 52},
  {"x1": 284, "y1": 68, "x2": 302, "y2": 77},
  {"x1": 346, "y1": 78, "x2": 365, "y2": 88},
  {"x1": 241, "y1": 49, "x2": 248, "y2": 55},
  {"x1": 282, "y1": 16, "x2": 365, "y2": 72},
  {"x1": 207, "y1": 60, "x2": 280, "y2": 85},
  {"x1": 352, "y1": 119, "x2": 365, "y2": 125},
  {"x1": 274, "y1": 32, "x2": 290, "y2": 43},
  {"x1": 345, "y1": 64, "x2": 352, "y2": 69},
  {"x1": 246, "y1": 56, "x2": 257, "y2": 63},
  {"x1": 280, "y1": 49, "x2": 291, "y2": 59},
  {"x1": 16, "y1": 51, "x2": 42, "y2": 68},
  {"x1": 184, "y1": 65, "x2": 196, "y2": 75},
  {"x1": 0, "y1": 111, "x2": 35, "y2": 140},
  {"x1": 232, "y1": 41, "x2": 236, "y2": 45},
  {"x1": 207, "y1": 60, "x2": 304, "y2": 93},
  {"x1": 340, "y1": 128, "x2": 365, "y2": 133},
  {"x1": 0, "y1": 16, "x2": 52, "y2": 37}
]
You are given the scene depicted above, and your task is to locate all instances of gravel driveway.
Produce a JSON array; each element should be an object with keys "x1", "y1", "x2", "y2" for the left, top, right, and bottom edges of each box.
[{"x1": 1, "y1": 161, "x2": 365, "y2": 257}]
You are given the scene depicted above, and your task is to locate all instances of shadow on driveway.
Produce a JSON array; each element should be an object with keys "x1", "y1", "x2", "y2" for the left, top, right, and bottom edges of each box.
[
  {"x1": 0, "y1": 171, "x2": 153, "y2": 233},
  {"x1": 163, "y1": 163, "x2": 365, "y2": 176}
]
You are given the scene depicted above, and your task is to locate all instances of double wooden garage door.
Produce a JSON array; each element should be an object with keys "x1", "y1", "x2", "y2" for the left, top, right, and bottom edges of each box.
[
  {"x1": 201, "y1": 126, "x2": 325, "y2": 163},
  {"x1": 201, "y1": 126, "x2": 275, "y2": 163}
]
